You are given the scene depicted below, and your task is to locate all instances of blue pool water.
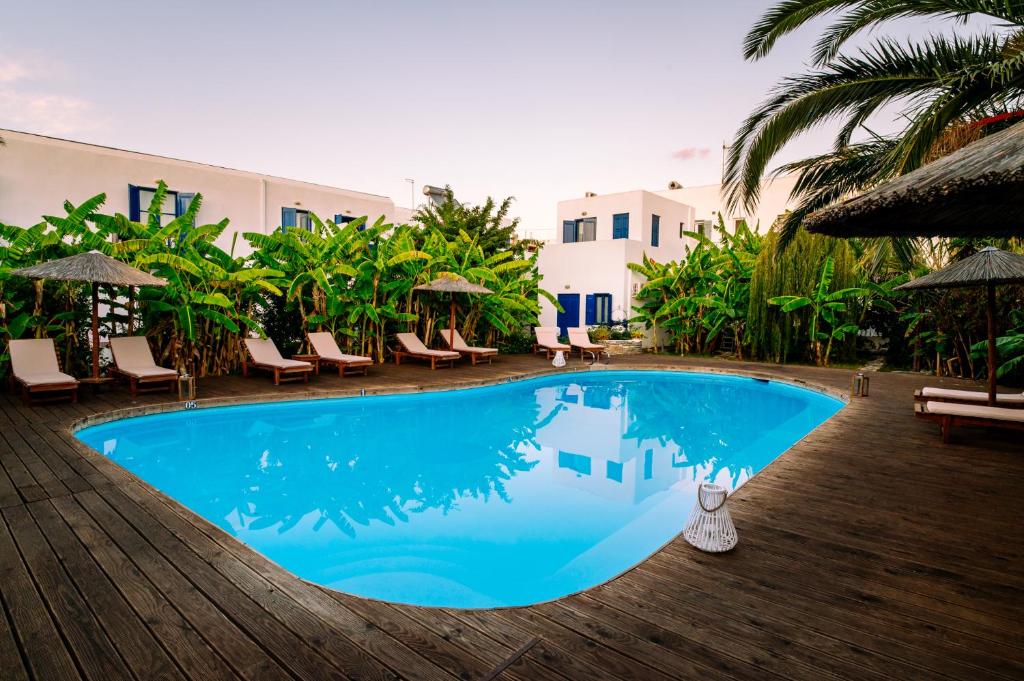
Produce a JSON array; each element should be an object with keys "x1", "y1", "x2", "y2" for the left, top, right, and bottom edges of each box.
[{"x1": 76, "y1": 370, "x2": 842, "y2": 608}]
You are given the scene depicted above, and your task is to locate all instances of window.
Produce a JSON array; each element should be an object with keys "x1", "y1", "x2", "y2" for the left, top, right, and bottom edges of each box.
[
  {"x1": 562, "y1": 217, "x2": 596, "y2": 243},
  {"x1": 558, "y1": 451, "x2": 592, "y2": 476},
  {"x1": 679, "y1": 221, "x2": 686, "y2": 239},
  {"x1": 585, "y1": 293, "x2": 612, "y2": 324},
  {"x1": 606, "y1": 461, "x2": 623, "y2": 483},
  {"x1": 129, "y1": 185, "x2": 195, "y2": 227},
  {"x1": 651, "y1": 214, "x2": 660, "y2": 247},
  {"x1": 733, "y1": 218, "x2": 745, "y2": 231},
  {"x1": 282, "y1": 207, "x2": 311, "y2": 230},
  {"x1": 643, "y1": 450, "x2": 654, "y2": 480},
  {"x1": 335, "y1": 214, "x2": 365, "y2": 231},
  {"x1": 612, "y1": 213, "x2": 629, "y2": 239},
  {"x1": 694, "y1": 220, "x2": 711, "y2": 238}
]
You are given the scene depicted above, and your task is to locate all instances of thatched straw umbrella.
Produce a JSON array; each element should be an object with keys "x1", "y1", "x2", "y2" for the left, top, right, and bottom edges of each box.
[
  {"x1": 11, "y1": 251, "x2": 167, "y2": 380},
  {"x1": 414, "y1": 274, "x2": 493, "y2": 348},
  {"x1": 895, "y1": 247, "x2": 1024, "y2": 405},
  {"x1": 806, "y1": 120, "x2": 1024, "y2": 238}
]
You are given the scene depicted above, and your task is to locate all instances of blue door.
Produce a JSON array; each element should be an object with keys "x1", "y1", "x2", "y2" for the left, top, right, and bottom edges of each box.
[{"x1": 556, "y1": 294, "x2": 580, "y2": 338}]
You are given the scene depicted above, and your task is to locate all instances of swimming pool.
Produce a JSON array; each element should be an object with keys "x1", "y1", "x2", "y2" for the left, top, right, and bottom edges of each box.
[{"x1": 76, "y1": 370, "x2": 843, "y2": 608}]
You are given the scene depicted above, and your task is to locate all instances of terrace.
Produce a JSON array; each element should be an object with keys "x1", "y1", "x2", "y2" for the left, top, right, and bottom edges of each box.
[{"x1": 1, "y1": 354, "x2": 1020, "y2": 681}]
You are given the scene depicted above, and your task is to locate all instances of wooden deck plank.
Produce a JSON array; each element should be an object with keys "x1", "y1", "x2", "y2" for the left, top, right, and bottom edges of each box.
[
  {"x1": 2, "y1": 504, "x2": 130, "y2": 680},
  {"x1": 92, "y1": 485, "x2": 354, "y2": 681},
  {"x1": 0, "y1": 560, "x2": 31, "y2": 681},
  {"x1": 638, "y1": 549, "x2": 1006, "y2": 680},
  {"x1": 48, "y1": 494, "x2": 243, "y2": 681},
  {"x1": 0, "y1": 509, "x2": 80, "y2": 680},
  {"x1": 0, "y1": 355, "x2": 1021, "y2": 680},
  {"x1": 71, "y1": 489, "x2": 293, "y2": 681}
]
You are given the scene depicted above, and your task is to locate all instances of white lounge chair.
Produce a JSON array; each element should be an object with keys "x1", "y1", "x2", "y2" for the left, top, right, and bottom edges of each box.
[
  {"x1": 568, "y1": 327, "x2": 610, "y2": 363},
  {"x1": 109, "y1": 336, "x2": 178, "y2": 397},
  {"x1": 307, "y1": 332, "x2": 373, "y2": 377},
  {"x1": 8, "y1": 338, "x2": 79, "y2": 404},
  {"x1": 394, "y1": 332, "x2": 460, "y2": 370},
  {"x1": 242, "y1": 338, "x2": 314, "y2": 385},
  {"x1": 533, "y1": 327, "x2": 571, "y2": 359},
  {"x1": 915, "y1": 400, "x2": 1024, "y2": 443},
  {"x1": 438, "y1": 328, "x2": 498, "y2": 366},
  {"x1": 914, "y1": 387, "x2": 1024, "y2": 408}
]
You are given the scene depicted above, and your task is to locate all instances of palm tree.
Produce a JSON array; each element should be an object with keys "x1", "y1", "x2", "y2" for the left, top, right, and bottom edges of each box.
[{"x1": 725, "y1": 0, "x2": 1024, "y2": 246}]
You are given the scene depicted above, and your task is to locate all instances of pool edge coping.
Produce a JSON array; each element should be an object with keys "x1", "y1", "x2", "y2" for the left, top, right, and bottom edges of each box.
[{"x1": 67, "y1": 362, "x2": 849, "y2": 434}]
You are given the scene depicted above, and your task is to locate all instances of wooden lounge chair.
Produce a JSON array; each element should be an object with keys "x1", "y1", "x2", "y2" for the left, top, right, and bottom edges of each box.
[
  {"x1": 8, "y1": 338, "x2": 79, "y2": 404},
  {"x1": 109, "y1": 336, "x2": 177, "y2": 397},
  {"x1": 438, "y1": 328, "x2": 498, "y2": 366},
  {"x1": 913, "y1": 387, "x2": 1024, "y2": 408},
  {"x1": 242, "y1": 338, "x2": 314, "y2": 385},
  {"x1": 533, "y1": 326, "x2": 571, "y2": 359},
  {"x1": 568, "y1": 327, "x2": 610, "y2": 363},
  {"x1": 915, "y1": 400, "x2": 1024, "y2": 443},
  {"x1": 307, "y1": 332, "x2": 373, "y2": 377},
  {"x1": 394, "y1": 332, "x2": 460, "y2": 370}
]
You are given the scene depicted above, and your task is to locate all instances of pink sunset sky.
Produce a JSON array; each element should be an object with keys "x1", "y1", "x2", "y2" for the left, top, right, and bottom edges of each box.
[{"x1": 2, "y1": 1, "x2": 973, "y2": 237}]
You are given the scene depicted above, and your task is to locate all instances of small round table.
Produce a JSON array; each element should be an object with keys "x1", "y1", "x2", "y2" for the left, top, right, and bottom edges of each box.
[{"x1": 79, "y1": 376, "x2": 116, "y2": 394}]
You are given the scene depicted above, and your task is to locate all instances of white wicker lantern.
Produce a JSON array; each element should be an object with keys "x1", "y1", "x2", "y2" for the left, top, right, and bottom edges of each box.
[
  {"x1": 552, "y1": 350, "x2": 566, "y2": 368},
  {"x1": 683, "y1": 482, "x2": 738, "y2": 553}
]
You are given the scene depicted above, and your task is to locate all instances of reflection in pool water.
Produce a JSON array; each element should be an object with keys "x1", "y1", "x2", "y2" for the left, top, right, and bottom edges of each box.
[{"x1": 76, "y1": 371, "x2": 842, "y2": 607}]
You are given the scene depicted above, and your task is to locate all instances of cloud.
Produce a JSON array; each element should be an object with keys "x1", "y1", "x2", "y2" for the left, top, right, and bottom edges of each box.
[
  {"x1": 0, "y1": 89, "x2": 95, "y2": 135},
  {"x1": 0, "y1": 54, "x2": 98, "y2": 135},
  {"x1": 673, "y1": 146, "x2": 711, "y2": 161},
  {"x1": 0, "y1": 59, "x2": 28, "y2": 83}
]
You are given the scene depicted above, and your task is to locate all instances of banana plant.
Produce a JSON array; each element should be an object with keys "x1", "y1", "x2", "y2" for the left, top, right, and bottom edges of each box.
[{"x1": 769, "y1": 256, "x2": 866, "y2": 366}]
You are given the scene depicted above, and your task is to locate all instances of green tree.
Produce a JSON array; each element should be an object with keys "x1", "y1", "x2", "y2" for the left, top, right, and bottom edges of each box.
[
  {"x1": 414, "y1": 186, "x2": 520, "y2": 256},
  {"x1": 725, "y1": 0, "x2": 1024, "y2": 245}
]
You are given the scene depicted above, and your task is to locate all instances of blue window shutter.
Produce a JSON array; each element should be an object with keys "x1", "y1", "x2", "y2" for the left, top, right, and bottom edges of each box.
[
  {"x1": 128, "y1": 185, "x2": 141, "y2": 222},
  {"x1": 562, "y1": 220, "x2": 576, "y2": 243},
  {"x1": 334, "y1": 213, "x2": 343, "y2": 224},
  {"x1": 612, "y1": 213, "x2": 629, "y2": 239},
  {"x1": 585, "y1": 294, "x2": 596, "y2": 325},
  {"x1": 281, "y1": 207, "x2": 296, "y2": 229},
  {"x1": 176, "y1": 192, "x2": 196, "y2": 225},
  {"x1": 651, "y1": 215, "x2": 660, "y2": 246}
]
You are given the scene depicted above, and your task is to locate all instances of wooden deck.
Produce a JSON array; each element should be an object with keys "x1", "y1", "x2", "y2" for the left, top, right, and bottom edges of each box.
[{"x1": 1, "y1": 354, "x2": 1022, "y2": 681}]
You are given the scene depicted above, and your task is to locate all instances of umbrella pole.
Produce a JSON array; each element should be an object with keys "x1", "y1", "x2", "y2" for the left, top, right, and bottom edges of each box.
[
  {"x1": 91, "y1": 282, "x2": 100, "y2": 380},
  {"x1": 449, "y1": 295, "x2": 456, "y2": 349},
  {"x1": 987, "y1": 283, "x2": 997, "y2": 406},
  {"x1": 127, "y1": 286, "x2": 135, "y2": 335}
]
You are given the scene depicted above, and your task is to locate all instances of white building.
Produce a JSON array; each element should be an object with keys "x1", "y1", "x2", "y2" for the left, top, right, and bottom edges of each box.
[
  {"x1": 0, "y1": 129, "x2": 414, "y2": 256},
  {"x1": 537, "y1": 177, "x2": 798, "y2": 337},
  {"x1": 658, "y1": 174, "x2": 798, "y2": 238}
]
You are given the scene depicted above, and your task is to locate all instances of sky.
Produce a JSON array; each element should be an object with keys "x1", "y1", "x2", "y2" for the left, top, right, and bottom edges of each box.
[{"x1": 0, "y1": 1, "x2": 951, "y2": 238}]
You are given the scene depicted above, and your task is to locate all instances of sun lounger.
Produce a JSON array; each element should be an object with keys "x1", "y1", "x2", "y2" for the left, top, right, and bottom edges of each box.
[
  {"x1": 915, "y1": 400, "x2": 1024, "y2": 443},
  {"x1": 913, "y1": 387, "x2": 1024, "y2": 408},
  {"x1": 534, "y1": 327, "x2": 571, "y2": 359},
  {"x1": 109, "y1": 336, "x2": 178, "y2": 397},
  {"x1": 394, "y1": 332, "x2": 460, "y2": 369},
  {"x1": 242, "y1": 338, "x2": 314, "y2": 385},
  {"x1": 438, "y1": 328, "x2": 498, "y2": 366},
  {"x1": 8, "y1": 338, "x2": 79, "y2": 404},
  {"x1": 307, "y1": 332, "x2": 373, "y2": 377},
  {"x1": 568, "y1": 327, "x2": 610, "y2": 363}
]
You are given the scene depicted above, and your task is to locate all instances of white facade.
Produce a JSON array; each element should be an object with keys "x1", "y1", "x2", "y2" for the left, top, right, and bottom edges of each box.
[
  {"x1": 538, "y1": 178, "x2": 799, "y2": 338},
  {"x1": 537, "y1": 190, "x2": 695, "y2": 339},
  {"x1": 0, "y1": 129, "x2": 406, "y2": 256}
]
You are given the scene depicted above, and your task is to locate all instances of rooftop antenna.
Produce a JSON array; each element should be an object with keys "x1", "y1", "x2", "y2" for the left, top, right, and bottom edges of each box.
[{"x1": 721, "y1": 141, "x2": 728, "y2": 185}]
